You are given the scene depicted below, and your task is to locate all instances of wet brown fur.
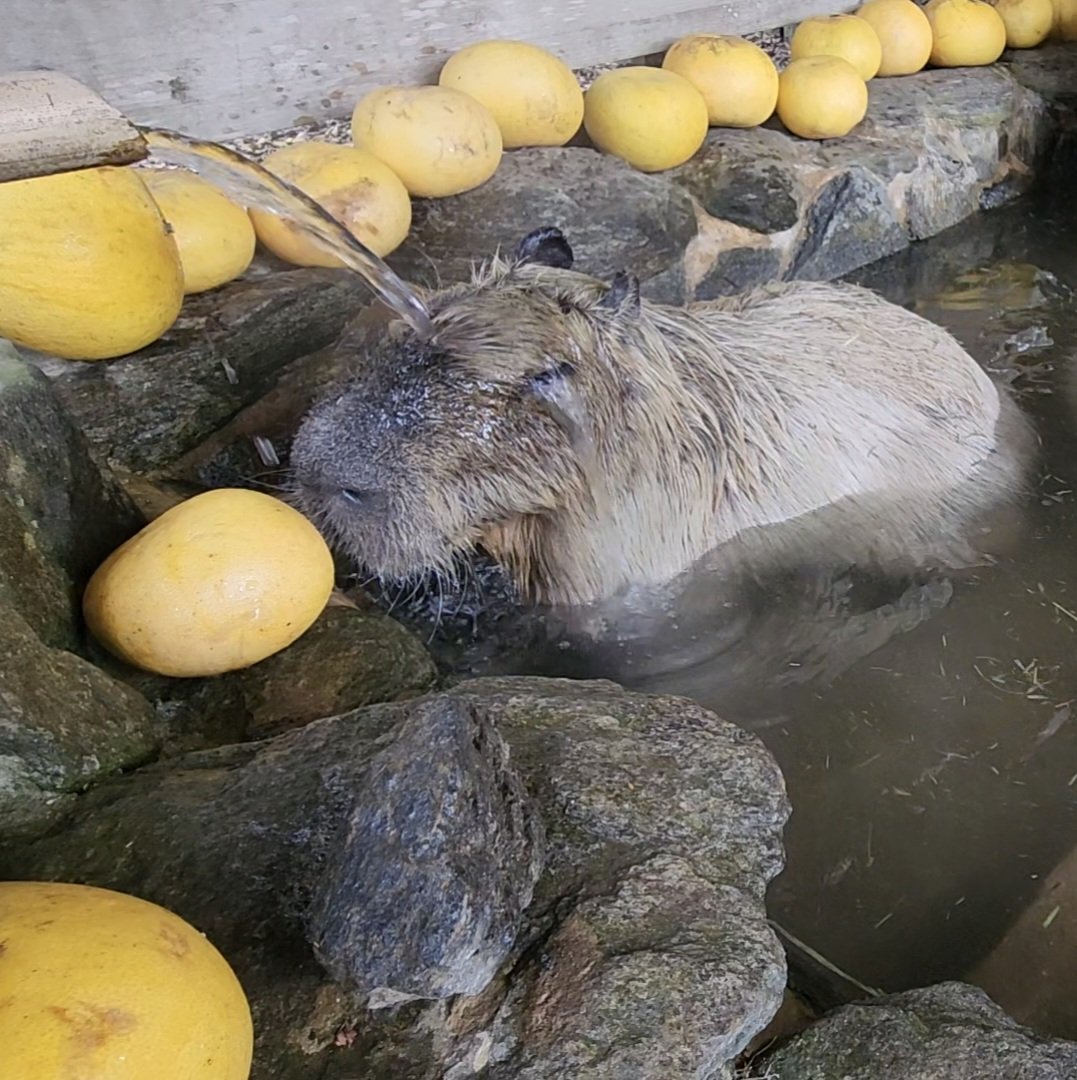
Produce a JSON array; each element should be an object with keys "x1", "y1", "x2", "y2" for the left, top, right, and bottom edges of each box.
[{"x1": 289, "y1": 240, "x2": 1033, "y2": 608}]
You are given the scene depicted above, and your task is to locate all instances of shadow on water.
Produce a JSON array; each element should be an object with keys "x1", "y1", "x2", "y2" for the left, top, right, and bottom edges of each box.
[{"x1": 407, "y1": 187, "x2": 1077, "y2": 1036}]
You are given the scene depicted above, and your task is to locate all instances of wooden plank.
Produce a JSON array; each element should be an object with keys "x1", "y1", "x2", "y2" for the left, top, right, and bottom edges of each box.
[
  {"x1": 0, "y1": 69, "x2": 147, "y2": 182},
  {"x1": 0, "y1": 0, "x2": 850, "y2": 144}
]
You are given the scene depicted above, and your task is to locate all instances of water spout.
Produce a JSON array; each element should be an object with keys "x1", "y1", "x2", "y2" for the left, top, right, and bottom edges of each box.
[{"x1": 138, "y1": 126, "x2": 434, "y2": 339}]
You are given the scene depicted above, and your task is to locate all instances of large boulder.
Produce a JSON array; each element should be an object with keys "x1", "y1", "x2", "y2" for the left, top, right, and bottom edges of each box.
[
  {"x1": 0, "y1": 341, "x2": 159, "y2": 838},
  {"x1": 30, "y1": 266, "x2": 374, "y2": 474},
  {"x1": 0, "y1": 602, "x2": 157, "y2": 838},
  {"x1": 0, "y1": 341, "x2": 143, "y2": 651},
  {"x1": 764, "y1": 982, "x2": 1077, "y2": 1079},
  {"x1": 387, "y1": 147, "x2": 699, "y2": 304},
  {"x1": 100, "y1": 602, "x2": 441, "y2": 753},
  {"x1": 0, "y1": 676, "x2": 790, "y2": 1080}
]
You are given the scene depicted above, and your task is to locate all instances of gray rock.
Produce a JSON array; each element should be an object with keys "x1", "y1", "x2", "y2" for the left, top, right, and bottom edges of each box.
[
  {"x1": 94, "y1": 602, "x2": 440, "y2": 752},
  {"x1": 696, "y1": 247, "x2": 783, "y2": 301},
  {"x1": 0, "y1": 676, "x2": 789, "y2": 1080},
  {"x1": 388, "y1": 147, "x2": 699, "y2": 290},
  {"x1": 668, "y1": 59, "x2": 1065, "y2": 299},
  {"x1": 765, "y1": 981, "x2": 1077, "y2": 1080},
  {"x1": 308, "y1": 696, "x2": 545, "y2": 1004},
  {"x1": 34, "y1": 267, "x2": 373, "y2": 473},
  {"x1": 0, "y1": 602, "x2": 158, "y2": 838},
  {"x1": 0, "y1": 342, "x2": 143, "y2": 651},
  {"x1": 235, "y1": 604, "x2": 440, "y2": 741},
  {"x1": 816, "y1": 66, "x2": 1048, "y2": 240},
  {"x1": 161, "y1": 303, "x2": 389, "y2": 494},
  {"x1": 789, "y1": 168, "x2": 908, "y2": 282},
  {"x1": 1005, "y1": 42, "x2": 1077, "y2": 109},
  {"x1": 672, "y1": 127, "x2": 804, "y2": 234},
  {"x1": 479, "y1": 853, "x2": 785, "y2": 1079}
]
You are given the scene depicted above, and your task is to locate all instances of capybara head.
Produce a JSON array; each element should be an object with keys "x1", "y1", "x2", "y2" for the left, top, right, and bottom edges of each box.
[{"x1": 288, "y1": 227, "x2": 642, "y2": 596}]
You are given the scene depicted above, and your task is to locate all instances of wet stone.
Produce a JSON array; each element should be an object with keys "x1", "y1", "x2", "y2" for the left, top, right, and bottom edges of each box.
[
  {"x1": 0, "y1": 341, "x2": 143, "y2": 651},
  {"x1": 764, "y1": 982, "x2": 1077, "y2": 1080},
  {"x1": 33, "y1": 267, "x2": 372, "y2": 474},
  {"x1": 164, "y1": 303, "x2": 390, "y2": 492},
  {"x1": 696, "y1": 247, "x2": 784, "y2": 301},
  {"x1": 0, "y1": 676, "x2": 789, "y2": 1080},
  {"x1": 672, "y1": 127, "x2": 804, "y2": 234},
  {"x1": 235, "y1": 605, "x2": 440, "y2": 742},
  {"x1": 388, "y1": 147, "x2": 699, "y2": 290},
  {"x1": 307, "y1": 696, "x2": 545, "y2": 1004},
  {"x1": 1005, "y1": 43, "x2": 1077, "y2": 109},
  {"x1": 95, "y1": 603, "x2": 440, "y2": 753},
  {"x1": 0, "y1": 601, "x2": 158, "y2": 839},
  {"x1": 789, "y1": 168, "x2": 908, "y2": 282},
  {"x1": 482, "y1": 853, "x2": 785, "y2": 1079}
]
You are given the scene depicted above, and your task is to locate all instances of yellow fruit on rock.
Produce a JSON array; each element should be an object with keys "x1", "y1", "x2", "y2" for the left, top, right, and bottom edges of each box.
[
  {"x1": 661, "y1": 34, "x2": 779, "y2": 127},
  {"x1": 790, "y1": 14, "x2": 884, "y2": 80},
  {"x1": 438, "y1": 39, "x2": 584, "y2": 148},
  {"x1": 0, "y1": 880, "x2": 253, "y2": 1080},
  {"x1": 249, "y1": 141, "x2": 411, "y2": 265},
  {"x1": 992, "y1": 0, "x2": 1054, "y2": 46},
  {"x1": 855, "y1": 0, "x2": 934, "y2": 75},
  {"x1": 0, "y1": 166, "x2": 183, "y2": 361},
  {"x1": 777, "y1": 55, "x2": 870, "y2": 140},
  {"x1": 1051, "y1": 0, "x2": 1077, "y2": 37},
  {"x1": 925, "y1": 0, "x2": 1008, "y2": 65},
  {"x1": 351, "y1": 85, "x2": 502, "y2": 198},
  {"x1": 83, "y1": 487, "x2": 335, "y2": 677},
  {"x1": 583, "y1": 66, "x2": 709, "y2": 172},
  {"x1": 140, "y1": 168, "x2": 256, "y2": 294}
]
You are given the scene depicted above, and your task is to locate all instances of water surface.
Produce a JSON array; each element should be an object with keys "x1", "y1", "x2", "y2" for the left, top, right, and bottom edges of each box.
[{"x1": 405, "y1": 188, "x2": 1077, "y2": 1036}]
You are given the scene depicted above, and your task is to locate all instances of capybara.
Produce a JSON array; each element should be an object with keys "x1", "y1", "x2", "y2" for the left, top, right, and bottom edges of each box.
[{"x1": 288, "y1": 227, "x2": 1032, "y2": 607}]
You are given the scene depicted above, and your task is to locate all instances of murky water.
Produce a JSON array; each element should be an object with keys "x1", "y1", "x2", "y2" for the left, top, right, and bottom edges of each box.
[
  {"x1": 141, "y1": 128, "x2": 434, "y2": 339},
  {"x1": 398, "y1": 188, "x2": 1077, "y2": 1036}
]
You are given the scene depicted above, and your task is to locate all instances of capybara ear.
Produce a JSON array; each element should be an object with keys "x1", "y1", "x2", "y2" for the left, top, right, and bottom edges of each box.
[
  {"x1": 597, "y1": 271, "x2": 641, "y2": 318},
  {"x1": 514, "y1": 226, "x2": 575, "y2": 270}
]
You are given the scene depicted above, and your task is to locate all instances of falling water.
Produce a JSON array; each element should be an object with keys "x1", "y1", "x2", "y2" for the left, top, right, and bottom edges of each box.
[{"x1": 139, "y1": 127, "x2": 434, "y2": 339}]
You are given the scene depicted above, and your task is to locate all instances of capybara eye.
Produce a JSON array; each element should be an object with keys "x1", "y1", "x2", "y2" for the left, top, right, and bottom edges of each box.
[
  {"x1": 529, "y1": 360, "x2": 576, "y2": 388},
  {"x1": 340, "y1": 488, "x2": 367, "y2": 506}
]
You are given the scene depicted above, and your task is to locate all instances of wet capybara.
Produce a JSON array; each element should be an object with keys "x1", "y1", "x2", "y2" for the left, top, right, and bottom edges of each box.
[{"x1": 288, "y1": 227, "x2": 1033, "y2": 607}]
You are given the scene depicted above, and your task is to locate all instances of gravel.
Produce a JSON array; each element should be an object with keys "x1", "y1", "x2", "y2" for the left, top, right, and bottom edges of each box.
[{"x1": 209, "y1": 25, "x2": 793, "y2": 163}]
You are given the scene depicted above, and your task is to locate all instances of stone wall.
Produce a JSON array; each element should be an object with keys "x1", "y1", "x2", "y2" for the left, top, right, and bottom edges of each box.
[{"x1": 385, "y1": 46, "x2": 1074, "y2": 305}]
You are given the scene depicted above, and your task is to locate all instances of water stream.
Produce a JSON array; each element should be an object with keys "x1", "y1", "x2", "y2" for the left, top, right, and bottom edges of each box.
[{"x1": 140, "y1": 127, "x2": 434, "y2": 339}]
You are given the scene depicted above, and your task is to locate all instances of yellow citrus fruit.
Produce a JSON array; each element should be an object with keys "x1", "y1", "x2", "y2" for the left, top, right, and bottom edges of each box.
[
  {"x1": 83, "y1": 487, "x2": 336, "y2": 677},
  {"x1": 855, "y1": 0, "x2": 935, "y2": 75},
  {"x1": 925, "y1": 0, "x2": 1008, "y2": 65},
  {"x1": 777, "y1": 55, "x2": 870, "y2": 140},
  {"x1": 1050, "y1": 0, "x2": 1077, "y2": 37},
  {"x1": 140, "y1": 168, "x2": 256, "y2": 294},
  {"x1": 0, "y1": 166, "x2": 183, "y2": 361},
  {"x1": 661, "y1": 34, "x2": 779, "y2": 127},
  {"x1": 438, "y1": 39, "x2": 584, "y2": 148},
  {"x1": 351, "y1": 85, "x2": 503, "y2": 198},
  {"x1": 992, "y1": 0, "x2": 1054, "y2": 46},
  {"x1": 583, "y1": 66, "x2": 709, "y2": 172},
  {"x1": 790, "y1": 14, "x2": 884, "y2": 80},
  {"x1": 0, "y1": 880, "x2": 253, "y2": 1079},
  {"x1": 248, "y1": 141, "x2": 411, "y2": 265}
]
